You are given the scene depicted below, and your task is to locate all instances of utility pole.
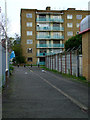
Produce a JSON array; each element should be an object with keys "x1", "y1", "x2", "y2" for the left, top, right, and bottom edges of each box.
[{"x1": 5, "y1": 0, "x2": 8, "y2": 77}]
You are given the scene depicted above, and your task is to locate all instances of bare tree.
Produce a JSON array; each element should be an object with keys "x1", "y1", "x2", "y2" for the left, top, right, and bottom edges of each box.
[{"x1": 0, "y1": 13, "x2": 10, "y2": 49}]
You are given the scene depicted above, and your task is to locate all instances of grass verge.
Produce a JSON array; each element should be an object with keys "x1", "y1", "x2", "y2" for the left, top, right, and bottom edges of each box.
[
  {"x1": 9, "y1": 64, "x2": 14, "y2": 75},
  {"x1": 40, "y1": 66, "x2": 90, "y2": 86}
]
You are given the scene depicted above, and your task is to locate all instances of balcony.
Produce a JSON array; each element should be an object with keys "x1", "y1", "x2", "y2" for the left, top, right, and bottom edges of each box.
[
  {"x1": 37, "y1": 35, "x2": 64, "y2": 39},
  {"x1": 37, "y1": 27, "x2": 64, "y2": 31},
  {"x1": 36, "y1": 18, "x2": 64, "y2": 23},
  {"x1": 37, "y1": 44, "x2": 64, "y2": 48}
]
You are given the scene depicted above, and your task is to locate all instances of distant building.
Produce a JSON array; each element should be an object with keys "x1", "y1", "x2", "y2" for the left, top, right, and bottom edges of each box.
[{"x1": 20, "y1": 7, "x2": 89, "y2": 65}]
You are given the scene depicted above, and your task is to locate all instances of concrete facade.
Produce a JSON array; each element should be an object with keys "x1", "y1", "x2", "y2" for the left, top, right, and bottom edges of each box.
[{"x1": 20, "y1": 7, "x2": 89, "y2": 65}]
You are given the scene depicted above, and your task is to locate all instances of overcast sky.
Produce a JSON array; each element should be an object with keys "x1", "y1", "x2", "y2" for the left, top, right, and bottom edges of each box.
[{"x1": 0, "y1": 0, "x2": 90, "y2": 37}]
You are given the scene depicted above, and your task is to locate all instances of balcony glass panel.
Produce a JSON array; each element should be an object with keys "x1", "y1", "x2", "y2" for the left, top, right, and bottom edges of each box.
[
  {"x1": 37, "y1": 35, "x2": 64, "y2": 39},
  {"x1": 37, "y1": 53, "x2": 47, "y2": 56},
  {"x1": 37, "y1": 35, "x2": 51, "y2": 39},
  {"x1": 37, "y1": 44, "x2": 64, "y2": 48},
  {"x1": 37, "y1": 62, "x2": 45, "y2": 65},
  {"x1": 37, "y1": 27, "x2": 64, "y2": 31},
  {"x1": 37, "y1": 18, "x2": 64, "y2": 22}
]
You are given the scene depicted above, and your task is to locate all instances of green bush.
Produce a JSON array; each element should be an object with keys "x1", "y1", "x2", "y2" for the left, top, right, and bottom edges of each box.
[
  {"x1": 65, "y1": 34, "x2": 82, "y2": 52},
  {"x1": 9, "y1": 64, "x2": 14, "y2": 75}
]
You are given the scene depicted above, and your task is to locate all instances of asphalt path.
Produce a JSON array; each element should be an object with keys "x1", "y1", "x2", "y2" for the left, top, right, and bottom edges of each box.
[{"x1": 2, "y1": 66, "x2": 89, "y2": 118}]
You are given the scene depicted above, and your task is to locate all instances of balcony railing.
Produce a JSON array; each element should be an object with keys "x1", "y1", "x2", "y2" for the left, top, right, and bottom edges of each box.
[
  {"x1": 37, "y1": 27, "x2": 64, "y2": 31},
  {"x1": 37, "y1": 44, "x2": 64, "y2": 48},
  {"x1": 37, "y1": 35, "x2": 64, "y2": 39},
  {"x1": 37, "y1": 52, "x2": 63, "y2": 57},
  {"x1": 36, "y1": 18, "x2": 64, "y2": 22},
  {"x1": 37, "y1": 62, "x2": 45, "y2": 65},
  {"x1": 37, "y1": 53, "x2": 47, "y2": 56}
]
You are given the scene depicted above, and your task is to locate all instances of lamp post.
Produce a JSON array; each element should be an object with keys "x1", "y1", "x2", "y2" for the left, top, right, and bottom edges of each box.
[{"x1": 5, "y1": 0, "x2": 8, "y2": 77}]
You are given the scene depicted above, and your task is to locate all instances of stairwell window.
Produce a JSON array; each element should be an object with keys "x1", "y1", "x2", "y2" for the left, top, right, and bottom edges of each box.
[
  {"x1": 27, "y1": 57, "x2": 32, "y2": 62},
  {"x1": 26, "y1": 22, "x2": 32, "y2": 27},
  {"x1": 67, "y1": 23, "x2": 73, "y2": 28},
  {"x1": 27, "y1": 31, "x2": 32, "y2": 36},
  {"x1": 27, "y1": 40, "x2": 33, "y2": 44},
  {"x1": 76, "y1": 23, "x2": 80, "y2": 28},
  {"x1": 67, "y1": 15, "x2": 73, "y2": 19},
  {"x1": 67, "y1": 31, "x2": 73, "y2": 36},
  {"x1": 27, "y1": 48, "x2": 32, "y2": 53},
  {"x1": 76, "y1": 15, "x2": 82, "y2": 19},
  {"x1": 26, "y1": 13, "x2": 32, "y2": 18}
]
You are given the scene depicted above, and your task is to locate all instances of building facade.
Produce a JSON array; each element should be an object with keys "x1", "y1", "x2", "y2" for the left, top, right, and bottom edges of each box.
[{"x1": 20, "y1": 7, "x2": 89, "y2": 65}]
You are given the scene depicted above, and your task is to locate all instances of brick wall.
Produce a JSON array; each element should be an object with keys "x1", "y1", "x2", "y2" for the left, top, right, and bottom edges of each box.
[{"x1": 82, "y1": 31, "x2": 90, "y2": 80}]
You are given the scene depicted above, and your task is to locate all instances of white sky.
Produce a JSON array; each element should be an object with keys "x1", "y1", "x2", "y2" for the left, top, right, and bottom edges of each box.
[{"x1": 0, "y1": 0, "x2": 90, "y2": 37}]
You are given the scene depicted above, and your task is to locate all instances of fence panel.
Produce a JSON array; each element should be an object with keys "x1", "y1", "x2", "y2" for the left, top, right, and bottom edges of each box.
[
  {"x1": 79, "y1": 55, "x2": 82, "y2": 76},
  {"x1": 62, "y1": 55, "x2": 65, "y2": 73},
  {"x1": 0, "y1": 44, "x2": 2, "y2": 87},
  {"x1": 58, "y1": 54, "x2": 61, "y2": 72},
  {"x1": 45, "y1": 51, "x2": 82, "y2": 77},
  {"x1": 72, "y1": 53, "x2": 77, "y2": 76},
  {"x1": 56, "y1": 55, "x2": 58, "y2": 71},
  {"x1": 51, "y1": 56, "x2": 53, "y2": 70},
  {"x1": 2, "y1": 47, "x2": 6, "y2": 86},
  {"x1": 66, "y1": 54, "x2": 70, "y2": 74}
]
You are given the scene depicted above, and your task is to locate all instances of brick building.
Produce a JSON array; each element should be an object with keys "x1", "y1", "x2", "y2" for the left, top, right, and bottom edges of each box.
[{"x1": 20, "y1": 7, "x2": 89, "y2": 65}]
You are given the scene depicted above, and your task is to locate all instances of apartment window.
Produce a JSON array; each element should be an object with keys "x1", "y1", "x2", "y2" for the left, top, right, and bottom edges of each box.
[
  {"x1": 53, "y1": 23, "x2": 60, "y2": 27},
  {"x1": 39, "y1": 40, "x2": 46, "y2": 44},
  {"x1": 26, "y1": 22, "x2": 32, "y2": 27},
  {"x1": 67, "y1": 23, "x2": 73, "y2": 28},
  {"x1": 67, "y1": 31, "x2": 73, "y2": 36},
  {"x1": 27, "y1": 48, "x2": 32, "y2": 53},
  {"x1": 39, "y1": 32, "x2": 49, "y2": 36},
  {"x1": 76, "y1": 23, "x2": 80, "y2": 28},
  {"x1": 26, "y1": 13, "x2": 32, "y2": 18},
  {"x1": 27, "y1": 39, "x2": 33, "y2": 44},
  {"x1": 27, "y1": 31, "x2": 32, "y2": 36},
  {"x1": 39, "y1": 14, "x2": 46, "y2": 19},
  {"x1": 40, "y1": 49, "x2": 46, "y2": 53},
  {"x1": 53, "y1": 40, "x2": 60, "y2": 44},
  {"x1": 53, "y1": 32, "x2": 60, "y2": 36},
  {"x1": 67, "y1": 15, "x2": 73, "y2": 19},
  {"x1": 52, "y1": 15, "x2": 60, "y2": 19},
  {"x1": 27, "y1": 57, "x2": 32, "y2": 62},
  {"x1": 76, "y1": 15, "x2": 82, "y2": 19}
]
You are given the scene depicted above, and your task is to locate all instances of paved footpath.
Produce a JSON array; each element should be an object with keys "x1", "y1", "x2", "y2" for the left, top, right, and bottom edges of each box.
[{"x1": 2, "y1": 66, "x2": 89, "y2": 118}]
